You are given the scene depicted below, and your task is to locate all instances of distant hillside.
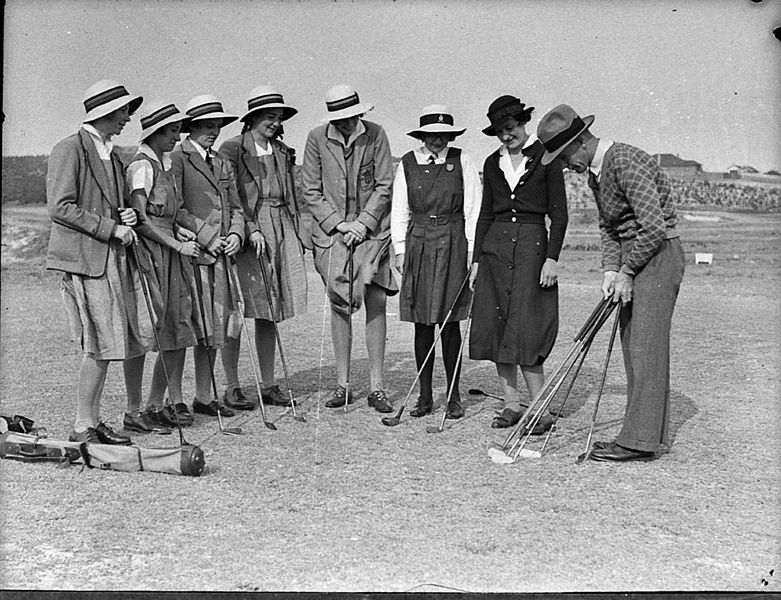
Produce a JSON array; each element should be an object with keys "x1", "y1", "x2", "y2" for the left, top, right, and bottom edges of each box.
[{"x1": 2, "y1": 156, "x2": 48, "y2": 205}]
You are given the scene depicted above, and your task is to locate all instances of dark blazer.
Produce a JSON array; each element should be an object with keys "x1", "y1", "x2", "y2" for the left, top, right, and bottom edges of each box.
[
  {"x1": 218, "y1": 133, "x2": 304, "y2": 245},
  {"x1": 474, "y1": 140, "x2": 568, "y2": 262},
  {"x1": 301, "y1": 120, "x2": 393, "y2": 249},
  {"x1": 46, "y1": 129, "x2": 125, "y2": 276},
  {"x1": 170, "y1": 137, "x2": 245, "y2": 266}
]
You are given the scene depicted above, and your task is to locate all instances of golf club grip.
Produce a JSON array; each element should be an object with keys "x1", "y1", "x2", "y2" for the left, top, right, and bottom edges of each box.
[
  {"x1": 574, "y1": 298, "x2": 610, "y2": 342},
  {"x1": 583, "y1": 301, "x2": 619, "y2": 348}
]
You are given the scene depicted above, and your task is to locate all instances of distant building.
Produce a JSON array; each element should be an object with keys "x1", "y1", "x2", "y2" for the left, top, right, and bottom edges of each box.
[
  {"x1": 653, "y1": 153, "x2": 704, "y2": 182},
  {"x1": 726, "y1": 164, "x2": 760, "y2": 179}
]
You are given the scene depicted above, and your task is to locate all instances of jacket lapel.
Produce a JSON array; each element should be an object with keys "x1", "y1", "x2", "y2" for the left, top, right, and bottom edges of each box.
[
  {"x1": 78, "y1": 129, "x2": 115, "y2": 207},
  {"x1": 325, "y1": 136, "x2": 347, "y2": 176},
  {"x1": 271, "y1": 140, "x2": 288, "y2": 198},
  {"x1": 183, "y1": 137, "x2": 219, "y2": 191}
]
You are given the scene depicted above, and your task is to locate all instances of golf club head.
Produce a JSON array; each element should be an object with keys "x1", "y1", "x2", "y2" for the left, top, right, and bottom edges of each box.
[
  {"x1": 381, "y1": 416, "x2": 401, "y2": 427},
  {"x1": 576, "y1": 452, "x2": 589, "y2": 464},
  {"x1": 294, "y1": 415, "x2": 307, "y2": 423},
  {"x1": 425, "y1": 425, "x2": 444, "y2": 434},
  {"x1": 263, "y1": 421, "x2": 278, "y2": 431},
  {"x1": 220, "y1": 426, "x2": 243, "y2": 436},
  {"x1": 514, "y1": 448, "x2": 543, "y2": 459},
  {"x1": 487, "y1": 446, "x2": 516, "y2": 464}
]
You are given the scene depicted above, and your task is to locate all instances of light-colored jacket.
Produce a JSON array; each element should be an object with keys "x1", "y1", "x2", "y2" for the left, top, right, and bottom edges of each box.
[
  {"x1": 302, "y1": 120, "x2": 393, "y2": 249},
  {"x1": 170, "y1": 137, "x2": 245, "y2": 266},
  {"x1": 46, "y1": 129, "x2": 125, "y2": 276}
]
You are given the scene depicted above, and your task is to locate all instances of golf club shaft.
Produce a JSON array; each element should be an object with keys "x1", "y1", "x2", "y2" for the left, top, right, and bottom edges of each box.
[
  {"x1": 580, "y1": 306, "x2": 621, "y2": 462},
  {"x1": 435, "y1": 299, "x2": 474, "y2": 432},
  {"x1": 575, "y1": 297, "x2": 611, "y2": 343},
  {"x1": 345, "y1": 243, "x2": 354, "y2": 413},
  {"x1": 130, "y1": 244, "x2": 186, "y2": 446},
  {"x1": 256, "y1": 251, "x2": 300, "y2": 420}
]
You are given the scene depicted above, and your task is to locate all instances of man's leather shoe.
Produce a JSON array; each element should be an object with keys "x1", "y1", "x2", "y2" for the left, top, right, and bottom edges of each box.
[
  {"x1": 224, "y1": 387, "x2": 256, "y2": 410},
  {"x1": 95, "y1": 423, "x2": 133, "y2": 445},
  {"x1": 192, "y1": 399, "x2": 235, "y2": 417},
  {"x1": 261, "y1": 385, "x2": 293, "y2": 407},
  {"x1": 410, "y1": 395, "x2": 433, "y2": 417},
  {"x1": 149, "y1": 405, "x2": 186, "y2": 428},
  {"x1": 588, "y1": 442, "x2": 655, "y2": 462},
  {"x1": 446, "y1": 398, "x2": 464, "y2": 420},
  {"x1": 123, "y1": 412, "x2": 171, "y2": 435},
  {"x1": 69, "y1": 427, "x2": 100, "y2": 443},
  {"x1": 325, "y1": 386, "x2": 354, "y2": 408},
  {"x1": 367, "y1": 390, "x2": 393, "y2": 413}
]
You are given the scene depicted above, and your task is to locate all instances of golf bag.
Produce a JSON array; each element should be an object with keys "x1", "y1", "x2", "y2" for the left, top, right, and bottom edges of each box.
[{"x1": 0, "y1": 431, "x2": 205, "y2": 477}]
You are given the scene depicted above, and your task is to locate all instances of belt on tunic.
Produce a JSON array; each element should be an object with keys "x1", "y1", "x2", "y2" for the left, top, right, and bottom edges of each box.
[
  {"x1": 261, "y1": 197, "x2": 286, "y2": 208},
  {"x1": 410, "y1": 212, "x2": 464, "y2": 226},
  {"x1": 493, "y1": 212, "x2": 545, "y2": 224}
]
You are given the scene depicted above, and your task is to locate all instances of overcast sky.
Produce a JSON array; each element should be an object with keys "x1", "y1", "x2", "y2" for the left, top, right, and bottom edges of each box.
[{"x1": 3, "y1": 0, "x2": 780, "y2": 172}]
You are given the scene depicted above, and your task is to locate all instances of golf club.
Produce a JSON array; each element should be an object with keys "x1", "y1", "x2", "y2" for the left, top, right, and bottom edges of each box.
[
  {"x1": 225, "y1": 257, "x2": 276, "y2": 431},
  {"x1": 426, "y1": 295, "x2": 474, "y2": 435},
  {"x1": 467, "y1": 389, "x2": 504, "y2": 402},
  {"x1": 256, "y1": 251, "x2": 305, "y2": 423},
  {"x1": 381, "y1": 271, "x2": 471, "y2": 427},
  {"x1": 344, "y1": 243, "x2": 354, "y2": 414},
  {"x1": 577, "y1": 304, "x2": 621, "y2": 463},
  {"x1": 129, "y1": 245, "x2": 187, "y2": 446},
  {"x1": 191, "y1": 257, "x2": 244, "y2": 436}
]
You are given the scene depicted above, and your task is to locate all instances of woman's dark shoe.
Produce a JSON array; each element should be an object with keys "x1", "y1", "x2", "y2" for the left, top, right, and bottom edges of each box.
[
  {"x1": 367, "y1": 390, "x2": 393, "y2": 413},
  {"x1": 69, "y1": 427, "x2": 100, "y2": 444},
  {"x1": 528, "y1": 413, "x2": 556, "y2": 435},
  {"x1": 325, "y1": 386, "x2": 355, "y2": 408},
  {"x1": 224, "y1": 387, "x2": 256, "y2": 410},
  {"x1": 95, "y1": 423, "x2": 133, "y2": 445},
  {"x1": 123, "y1": 411, "x2": 171, "y2": 435},
  {"x1": 446, "y1": 398, "x2": 464, "y2": 420},
  {"x1": 172, "y1": 402, "x2": 194, "y2": 426},
  {"x1": 261, "y1": 385, "x2": 293, "y2": 407},
  {"x1": 192, "y1": 399, "x2": 235, "y2": 417},
  {"x1": 588, "y1": 442, "x2": 656, "y2": 462},
  {"x1": 410, "y1": 395, "x2": 433, "y2": 417},
  {"x1": 491, "y1": 407, "x2": 524, "y2": 429}
]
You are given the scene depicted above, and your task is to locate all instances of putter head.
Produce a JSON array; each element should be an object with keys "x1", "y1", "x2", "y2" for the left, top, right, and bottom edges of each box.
[
  {"x1": 381, "y1": 416, "x2": 401, "y2": 427},
  {"x1": 221, "y1": 426, "x2": 243, "y2": 436},
  {"x1": 294, "y1": 415, "x2": 307, "y2": 423},
  {"x1": 467, "y1": 388, "x2": 485, "y2": 396},
  {"x1": 263, "y1": 421, "x2": 278, "y2": 431},
  {"x1": 425, "y1": 425, "x2": 443, "y2": 434},
  {"x1": 487, "y1": 446, "x2": 516, "y2": 464},
  {"x1": 514, "y1": 448, "x2": 543, "y2": 459},
  {"x1": 576, "y1": 452, "x2": 589, "y2": 463}
]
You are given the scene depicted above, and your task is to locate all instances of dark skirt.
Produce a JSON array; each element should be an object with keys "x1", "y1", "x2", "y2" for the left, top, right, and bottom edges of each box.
[
  {"x1": 400, "y1": 219, "x2": 470, "y2": 324},
  {"x1": 469, "y1": 221, "x2": 558, "y2": 365}
]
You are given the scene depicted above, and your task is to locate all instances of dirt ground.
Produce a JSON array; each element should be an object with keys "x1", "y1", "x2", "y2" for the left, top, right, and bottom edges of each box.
[{"x1": 0, "y1": 205, "x2": 779, "y2": 592}]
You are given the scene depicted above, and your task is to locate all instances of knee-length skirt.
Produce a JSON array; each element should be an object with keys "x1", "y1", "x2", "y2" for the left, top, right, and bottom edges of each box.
[{"x1": 469, "y1": 221, "x2": 558, "y2": 366}]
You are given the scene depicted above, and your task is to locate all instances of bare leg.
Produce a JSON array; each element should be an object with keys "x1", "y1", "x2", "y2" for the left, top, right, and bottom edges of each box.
[
  {"x1": 520, "y1": 364, "x2": 545, "y2": 407},
  {"x1": 76, "y1": 354, "x2": 109, "y2": 432},
  {"x1": 496, "y1": 362, "x2": 523, "y2": 412},
  {"x1": 123, "y1": 354, "x2": 146, "y2": 415},
  {"x1": 364, "y1": 284, "x2": 387, "y2": 391},
  {"x1": 148, "y1": 349, "x2": 187, "y2": 408},
  {"x1": 220, "y1": 331, "x2": 241, "y2": 394},
  {"x1": 255, "y1": 319, "x2": 276, "y2": 388}
]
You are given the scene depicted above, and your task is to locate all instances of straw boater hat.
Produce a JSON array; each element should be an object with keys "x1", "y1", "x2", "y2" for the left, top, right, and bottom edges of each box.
[
  {"x1": 323, "y1": 84, "x2": 373, "y2": 121},
  {"x1": 181, "y1": 94, "x2": 238, "y2": 133},
  {"x1": 537, "y1": 104, "x2": 595, "y2": 165},
  {"x1": 82, "y1": 79, "x2": 143, "y2": 123},
  {"x1": 139, "y1": 100, "x2": 190, "y2": 141},
  {"x1": 241, "y1": 85, "x2": 298, "y2": 122},
  {"x1": 407, "y1": 105, "x2": 466, "y2": 139},
  {"x1": 481, "y1": 95, "x2": 535, "y2": 136}
]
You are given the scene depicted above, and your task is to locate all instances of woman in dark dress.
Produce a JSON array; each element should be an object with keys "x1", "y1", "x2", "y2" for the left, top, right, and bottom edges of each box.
[
  {"x1": 390, "y1": 105, "x2": 481, "y2": 419},
  {"x1": 468, "y1": 95, "x2": 568, "y2": 430}
]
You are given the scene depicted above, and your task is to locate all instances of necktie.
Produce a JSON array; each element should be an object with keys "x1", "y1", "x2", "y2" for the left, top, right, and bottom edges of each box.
[
  {"x1": 587, "y1": 170, "x2": 600, "y2": 203},
  {"x1": 428, "y1": 154, "x2": 436, "y2": 164},
  {"x1": 205, "y1": 153, "x2": 216, "y2": 175}
]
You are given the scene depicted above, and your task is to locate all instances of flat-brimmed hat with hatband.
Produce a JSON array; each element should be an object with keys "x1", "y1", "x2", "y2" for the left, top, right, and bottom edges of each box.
[
  {"x1": 538, "y1": 104, "x2": 595, "y2": 165},
  {"x1": 181, "y1": 94, "x2": 238, "y2": 133},
  {"x1": 82, "y1": 79, "x2": 143, "y2": 123},
  {"x1": 482, "y1": 95, "x2": 535, "y2": 136},
  {"x1": 138, "y1": 100, "x2": 190, "y2": 141},
  {"x1": 407, "y1": 104, "x2": 466, "y2": 139},
  {"x1": 323, "y1": 84, "x2": 373, "y2": 121},
  {"x1": 241, "y1": 85, "x2": 298, "y2": 123}
]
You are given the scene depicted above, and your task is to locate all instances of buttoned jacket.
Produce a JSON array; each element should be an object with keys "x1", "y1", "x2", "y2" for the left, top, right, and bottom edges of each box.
[
  {"x1": 218, "y1": 134, "x2": 303, "y2": 244},
  {"x1": 170, "y1": 137, "x2": 245, "y2": 265},
  {"x1": 302, "y1": 120, "x2": 393, "y2": 249},
  {"x1": 46, "y1": 129, "x2": 126, "y2": 276}
]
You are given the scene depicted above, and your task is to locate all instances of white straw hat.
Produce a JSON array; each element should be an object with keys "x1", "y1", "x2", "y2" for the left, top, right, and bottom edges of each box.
[
  {"x1": 241, "y1": 85, "x2": 298, "y2": 122},
  {"x1": 323, "y1": 84, "x2": 373, "y2": 121},
  {"x1": 181, "y1": 94, "x2": 238, "y2": 133},
  {"x1": 138, "y1": 100, "x2": 190, "y2": 141},
  {"x1": 82, "y1": 79, "x2": 143, "y2": 123},
  {"x1": 407, "y1": 104, "x2": 466, "y2": 139}
]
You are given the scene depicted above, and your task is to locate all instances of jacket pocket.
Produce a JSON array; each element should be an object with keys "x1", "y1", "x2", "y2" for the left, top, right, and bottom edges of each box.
[{"x1": 358, "y1": 161, "x2": 375, "y2": 192}]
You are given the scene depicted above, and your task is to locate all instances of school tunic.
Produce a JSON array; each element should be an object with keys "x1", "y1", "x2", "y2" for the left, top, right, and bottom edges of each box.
[
  {"x1": 126, "y1": 145, "x2": 198, "y2": 351},
  {"x1": 170, "y1": 137, "x2": 246, "y2": 347},
  {"x1": 46, "y1": 126, "x2": 152, "y2": 361},
  {"x1": 396, "y1": 147, "x2": 471, "y2": 323},
  {"x1": 469, "y1": 138, "x2": 568, "y2": 366},
  {"x1": 219, "y1": 133, "x2": 307, "y2": 322}
]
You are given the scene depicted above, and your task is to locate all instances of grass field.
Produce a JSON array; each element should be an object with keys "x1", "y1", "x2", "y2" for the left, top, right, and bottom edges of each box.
[{"x1": 0, "y1": 205, "x2": 779, "y2": 592}]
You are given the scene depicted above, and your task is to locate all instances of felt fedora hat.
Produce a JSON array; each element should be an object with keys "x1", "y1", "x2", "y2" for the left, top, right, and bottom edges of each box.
[
  {"x1": 138, "y1": 100, "x2": 190, "y2": 141},
  {"x1": 482, "y1": 95, "x2": 535, "y2": 136},
  {"x1": 181, "y1": 94, "x2": 238, "y2": 133},
  {"x1": 537, "y1": 104, "x2": 595, "y2": 165},
  {"x1": 82, "y1": 79, "x2": 143, "y2": 123},
  {"x1": 241, "y1": 85, "x2": 298, "y2": 123},
  {"x1": 323, "y1": 84, "x2": 373, "y2": 121},
  {"x1": 407, "y1": 104, "x2": 466, "y2": 139}
]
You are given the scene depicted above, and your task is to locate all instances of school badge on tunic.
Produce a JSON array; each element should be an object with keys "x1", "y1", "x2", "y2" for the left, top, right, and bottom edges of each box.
[{"x1": 446, "y1": 163, "x2": 454, "y2": 172}]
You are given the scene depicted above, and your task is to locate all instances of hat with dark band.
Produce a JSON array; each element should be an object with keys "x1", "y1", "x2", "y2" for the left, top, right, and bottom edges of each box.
[
  {"x1": 139, "y1": 100, "x2": 190, "y2": 141},
  {"x1": 323, "y1": 84, "x2": 373, "y2": 121},
  {"x1": 82, "y1": 79, "x2": 143, "y2": 123},
  {"x1": 482, "y1": 95, "x2": 535, "y2": 136},
  {"x1": 537, "y1": 104, "x2": 595, "y2": 165},
  {"x1": 181, "y1": 94, "x2": 238, "y2": 133},
  {"x1": 241, "y1": 85, "x2": 298, "y2": 123},
  {"x1": 407, "y1": 104, "x2": 466, "y2": 139}
]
